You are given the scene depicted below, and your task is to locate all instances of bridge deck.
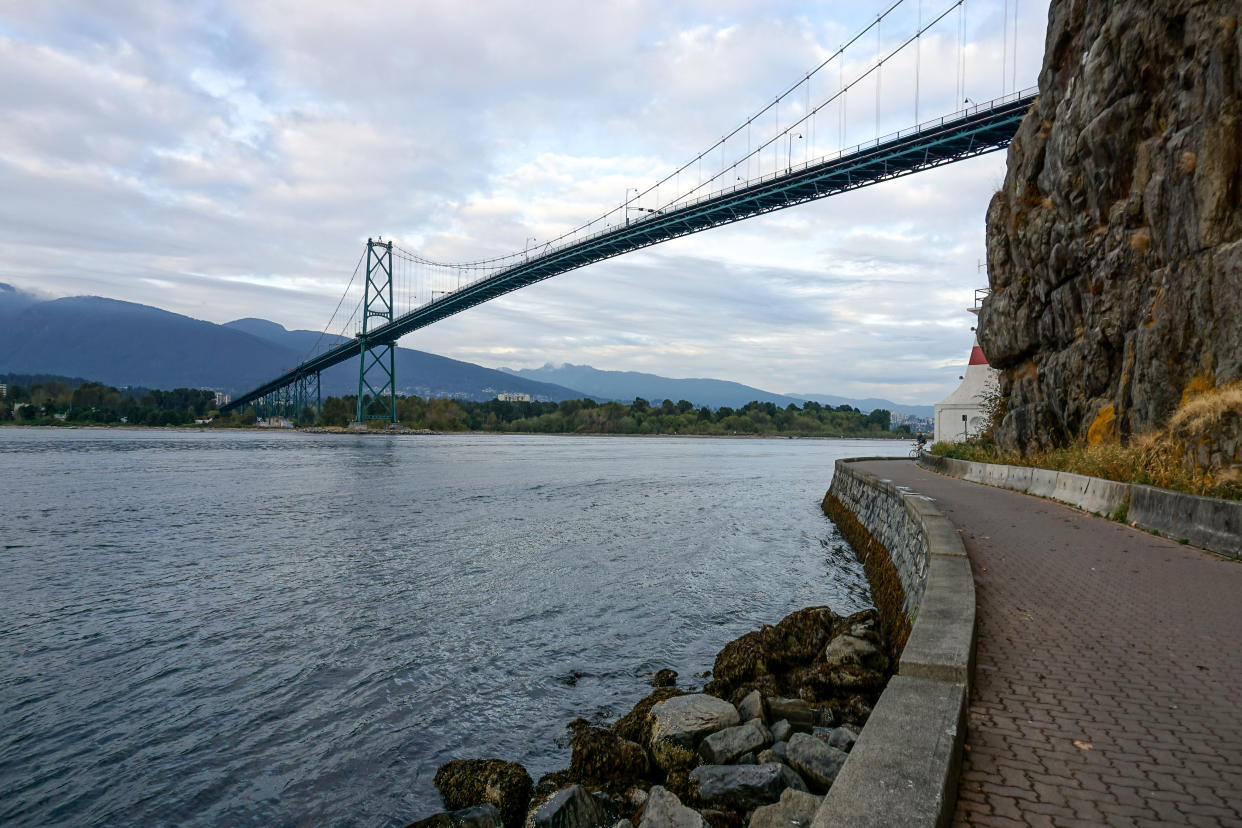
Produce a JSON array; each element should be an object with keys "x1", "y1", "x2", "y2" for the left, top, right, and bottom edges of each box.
[
  {"x1": 852, "y1": 459, "x2": 1242, "y2": 827},
  {"x1": 223, "y1": 89, "x2": 1037, "y2": 412}
]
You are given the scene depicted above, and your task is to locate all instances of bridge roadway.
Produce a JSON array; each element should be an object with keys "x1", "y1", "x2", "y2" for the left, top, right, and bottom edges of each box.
[
  {"x1": 853, "y1": 459, "x2": 1242, "y2": 826},
  {"x1": 222, "y1": 90, "x2": 1036, "y2": 414}
]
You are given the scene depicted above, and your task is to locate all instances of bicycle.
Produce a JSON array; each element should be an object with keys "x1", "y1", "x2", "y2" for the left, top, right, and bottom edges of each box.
[{"x1": 908, "y1": 441, "x2": 926, "y2": 459}]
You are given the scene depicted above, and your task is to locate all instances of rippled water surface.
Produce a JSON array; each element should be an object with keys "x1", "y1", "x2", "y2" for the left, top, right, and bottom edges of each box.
[{"x1": 0, "y1": 429, "x2": 904, "y2": 826}]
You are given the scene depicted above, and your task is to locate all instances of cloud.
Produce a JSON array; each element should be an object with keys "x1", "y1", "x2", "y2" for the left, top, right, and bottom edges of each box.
[{"x1": 0, "y1": 0, "x2": 1051, "y2": 403}]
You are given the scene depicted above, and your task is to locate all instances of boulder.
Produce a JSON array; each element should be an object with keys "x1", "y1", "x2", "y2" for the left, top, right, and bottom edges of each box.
[
  {"x1": 568, "y1": 720, "x2": 648, "y2": 785},
  {"x1": 766, "y1": 700, "x2": 813, "y2": 734},
  {"x1": 406, "y1": 805, "x2": 505, "y2": 828},
  {"x1": 821, "y1": 635, "x2": 884, "y2": 671},
  {"x1": 815, "y1": 726, "x2": 857, "y2": 753},
  {"x1": 532, "y1": 785, "x2": 614, "y2": 828},
  {"x1": 649, "y1": 694, "x2": 739, "y2": 772},
  {"x1": 652, "y1": 669, "x2": 678, "y2": 688},
  {"x1": 697, "y1": 719, "x2": 771, "y2": 765},
  {"x1": 706, "y1": 608, "x2": 841, "y2": 699},
  {"x1": 736, "y1": 690, "x2": 766, "y2": 724},
  {"x1": 734, "y1": 753, "x2": 756, "y2": 766},
  {"x1": 755, "y1": 749, "x2": 783, "y2": 766},
  {"x1": 785, "y1": 734, "x2": 847, "y2": 793},
  {"x1": 776, "y1": 766, "x2": 807, "y2": 793},
  {"x1": 637, "y1": 786, "x2": 709, "y2": 828},
  {"x1": 747, "y1": 789, "x2": 823, "y2": 828},
  {"x1": 768, "y1": 720, "x2": 792, "y2": 743},
  {"x1": 435, "y1": 759, "x2": 534, "y2": 828},
  {"x1": 613, "y1": 687, "x2": 685, "y2": 746},
  {"x1": 688, "y1": 764, "x2": 788, "y2": 811}
]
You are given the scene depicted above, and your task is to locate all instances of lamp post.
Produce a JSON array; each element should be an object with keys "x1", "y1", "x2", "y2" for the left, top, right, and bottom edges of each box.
[
  {"x1": 524, "y1": 236, "x2": 536, "y2": 261},
  {"x1": 786, "y1": 133, "x2": 803, "y2": 173},
  {"x1": 624, "y1": 188, "x2": 638, "y2": 226}
]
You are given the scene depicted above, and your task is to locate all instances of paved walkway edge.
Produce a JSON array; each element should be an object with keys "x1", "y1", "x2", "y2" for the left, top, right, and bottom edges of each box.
[
  {"x1": 813, "y1": 458, "x2": 976, "y2": 828},
  {"x1": 917, "y1": 452, "x2": 1241, "y2": 558}
]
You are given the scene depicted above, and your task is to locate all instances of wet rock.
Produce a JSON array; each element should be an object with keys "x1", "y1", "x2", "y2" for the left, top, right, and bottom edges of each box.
[
  {"x1": 613, "y1": 687, "x2": 685, "y2": 746},
  {"x1": 649, "y1": 694, "x2": 739, "y2": 772},
  {"x1": 747, "y1": 789, "x2": 823, "y2": 828},
  {"x1": 735, "y1": 752, "x2": 756, "y2": 765},
  {"x1": 532, "y1": 785, "x2": 614, "y2": 828},
  {"x1": 766, "y1": 700, "x2": 813, "y2": 734},
  {"x1": 688, "y1": 764, "x2": 789, "y2": 811},
  {"x1": 406, "y1": 805, "x2": 505, "y2": 828},
  {"x1": 736, "y1": 690, "x2": 766, "y2": 724},
  {"x1": 706, "y1": 608, "x2": 841, "y2": 699},
  {"x1": 777, "y1": 766, "x2": 807, "y2": 794},
  {"x1": 756, "y1": 739, "x2": 788, "y2": 765},
  {"x1": 568, "y1": 720, "x2": 648, "y2": 786},
  {"x1": 652, "y1": 669, "x2": 678, "y2": 688},
  {"x1": 785, "y1": 734, "x2": 847, "y2": 793},
  {"x1": 637, "y1": 786, "x2": 708, "y2": 828},
  {"x1": 768, "y1": 720, "x2": 792, "y2": 743},
  {"x1": 435, "y1": 759, "x2": 534, "y2": 828},
  {"x1": 697, "y1": 719, "x2": 771, "y2": 765}
]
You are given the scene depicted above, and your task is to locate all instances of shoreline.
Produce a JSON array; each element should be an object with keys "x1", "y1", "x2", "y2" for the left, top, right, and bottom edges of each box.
[{"x1": 0, "y1": 423, "x2": 911, "y2": 441}]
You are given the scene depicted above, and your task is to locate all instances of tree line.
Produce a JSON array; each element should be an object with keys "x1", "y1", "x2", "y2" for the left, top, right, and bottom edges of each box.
[
  {"x1": 1, "y1": 379, "x2": 906, "y2": 437},
  {"x1": 313, "y1": 394, "x2": 901, "y2": 436}
]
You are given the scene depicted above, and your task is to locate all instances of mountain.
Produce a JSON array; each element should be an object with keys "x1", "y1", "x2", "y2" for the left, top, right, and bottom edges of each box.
[
  {"x1": 500, "y1": 363, "x2": 805, "y2": 409},
  {"x1": 0, "y1": 288, "x2": 590, "y2": 402},
  {"x1": 0, "y1": 295, "x2": 300, "y2": 390},
  {"x1": 500, "y1": 362, "x2": 933, "y2": 415}
]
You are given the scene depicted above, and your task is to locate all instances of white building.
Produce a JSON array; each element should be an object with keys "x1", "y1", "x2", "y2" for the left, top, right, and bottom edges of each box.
[
  {"x1": 496, "y1": 392, "x2": 531, "y2": 402},
  {"x1": 934, "y1": 307, "x2": 999, "y2": 444}
]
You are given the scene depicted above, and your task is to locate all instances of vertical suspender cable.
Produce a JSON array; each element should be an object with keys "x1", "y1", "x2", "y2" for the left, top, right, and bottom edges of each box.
[{"x1": 915, "y1": 0, "x2": 921, "y2": 122}]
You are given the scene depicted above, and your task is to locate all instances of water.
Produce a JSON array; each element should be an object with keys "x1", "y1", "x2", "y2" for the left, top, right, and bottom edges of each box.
[{"x1": 0, "y1": 429, "x2": 904, "y2": 826}]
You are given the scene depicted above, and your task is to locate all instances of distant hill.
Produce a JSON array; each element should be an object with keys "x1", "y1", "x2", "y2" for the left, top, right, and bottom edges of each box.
[
  {"x1": 0, "y1": 286, "x2": 591, "y2": 401},
  {"x1": 500, "y1": 362, "x2": 933, "y2": 415}
]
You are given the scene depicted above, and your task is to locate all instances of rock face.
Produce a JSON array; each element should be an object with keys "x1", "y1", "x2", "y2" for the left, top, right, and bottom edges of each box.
[
  {"x1": 981, "y1": 0, "x2": 1242, "y2": 451},
  {"x1": 435, "y1": 760, "x2": 534, "y2": 828}
]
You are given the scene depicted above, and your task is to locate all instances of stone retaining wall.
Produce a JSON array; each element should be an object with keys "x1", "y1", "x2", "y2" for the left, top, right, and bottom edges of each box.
[
  {"x1": 812, "y1": 458, "x2": 976, "y2": 827},
  {"x1": 918, "y1": 453, "x2": 1241, "y2": 559}
]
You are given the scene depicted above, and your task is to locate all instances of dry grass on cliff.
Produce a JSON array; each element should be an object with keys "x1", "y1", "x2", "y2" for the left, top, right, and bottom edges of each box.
[{"x1": 932, "y1": 384, "x2": 1242, "y2": 501}]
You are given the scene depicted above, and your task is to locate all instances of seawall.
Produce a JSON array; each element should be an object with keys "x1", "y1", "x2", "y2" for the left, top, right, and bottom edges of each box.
[{"x1": 812, "y1": 457, "x2": 976, "y2": 827}]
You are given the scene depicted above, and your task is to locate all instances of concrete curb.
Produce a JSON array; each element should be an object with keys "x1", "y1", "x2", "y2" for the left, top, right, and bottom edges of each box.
[
  {"x1": 916, "y1": 453, "x2": 1240, "y2": 559},
  {"x1": 813, "y1": 459, "x2": 975, "y2": 828}
]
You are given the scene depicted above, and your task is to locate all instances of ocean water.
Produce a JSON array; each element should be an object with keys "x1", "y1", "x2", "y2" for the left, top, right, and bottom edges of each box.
[{"x1": 0, "y1": 428, "x2": 904, "y2": 826}]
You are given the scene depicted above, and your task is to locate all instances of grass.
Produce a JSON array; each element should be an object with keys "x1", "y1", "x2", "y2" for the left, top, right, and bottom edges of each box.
[{"x1": 930, "y1": 383, "x2": 1242, "y2": 502}]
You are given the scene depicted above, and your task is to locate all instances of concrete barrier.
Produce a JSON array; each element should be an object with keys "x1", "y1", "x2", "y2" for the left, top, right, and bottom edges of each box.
[
  {"x1": 814, "y1": 675, "x2": 967, "y2": 828},
  {"x1": 917, "y1": 453, "x2": 1240, "y2": 560},
  {"x1": 815, "y1": 460, "x2": 975, "y2": 827},
  {"x1": 1129, "y1": 485, "x2": 1242, "y2": 556}
]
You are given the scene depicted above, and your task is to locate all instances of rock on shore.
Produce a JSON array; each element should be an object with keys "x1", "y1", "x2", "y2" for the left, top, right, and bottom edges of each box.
[{"x1": 415, "y1": 606, "x2": 886, "y2": 828}]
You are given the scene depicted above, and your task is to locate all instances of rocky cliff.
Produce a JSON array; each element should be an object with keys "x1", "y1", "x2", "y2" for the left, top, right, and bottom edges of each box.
[{"x1": 980, "y1": 0, "x2": 1241, "y2": 452}]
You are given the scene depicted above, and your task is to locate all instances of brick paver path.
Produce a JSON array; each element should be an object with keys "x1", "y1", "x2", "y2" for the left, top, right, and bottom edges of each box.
[{"x1": 853, "y1": 460, "x2": 1242, "y2": 827}]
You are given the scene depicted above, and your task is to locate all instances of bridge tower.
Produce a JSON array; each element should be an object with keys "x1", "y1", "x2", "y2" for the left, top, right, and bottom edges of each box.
[{"x1": 354, "y1": 238, "x2": 398, "y2": 426}]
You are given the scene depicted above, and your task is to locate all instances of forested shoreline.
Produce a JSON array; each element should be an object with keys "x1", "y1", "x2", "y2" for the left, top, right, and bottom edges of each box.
[{"x1": 1, "y1": 379, "x2": 908, "y2": 438}]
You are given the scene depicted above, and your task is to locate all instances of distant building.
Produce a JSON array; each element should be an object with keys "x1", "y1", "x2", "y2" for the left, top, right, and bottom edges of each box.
[
  {"x1": 496, "y1": 392, "x2": 531, "y2": 402},
  {"x1": 0, "y1": 383, "x2": 7, "y2": 398},
  {"x1": 257, "y1": 417, "x2": 293, "y2": 428},
  {"x1": 934, "y1": 302, "x2": 999, "y2": 444},
  {"x1": 213, "y1": 391, "x2": 231, "y2": 407}
]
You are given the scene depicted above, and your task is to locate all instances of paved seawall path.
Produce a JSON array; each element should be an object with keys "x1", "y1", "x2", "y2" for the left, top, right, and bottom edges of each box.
[{"x1": 851, "y1": 460, "x2": 1242, "y2": 827}]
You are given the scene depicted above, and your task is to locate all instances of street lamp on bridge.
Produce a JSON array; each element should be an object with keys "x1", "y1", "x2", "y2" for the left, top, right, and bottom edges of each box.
[{"x1": 787, "y1": 133, "x2": 803, "y2": 174}]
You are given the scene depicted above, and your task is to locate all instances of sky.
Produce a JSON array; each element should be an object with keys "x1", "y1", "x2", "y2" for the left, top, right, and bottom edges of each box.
[{"x1": 0, "y1": 0, "x2": 1051, "y2": 403}]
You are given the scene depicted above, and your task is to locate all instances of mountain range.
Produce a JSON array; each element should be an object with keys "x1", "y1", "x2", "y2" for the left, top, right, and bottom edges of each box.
[{"x1": 0, "y1": 284, "x2": 934, "y2": 415}]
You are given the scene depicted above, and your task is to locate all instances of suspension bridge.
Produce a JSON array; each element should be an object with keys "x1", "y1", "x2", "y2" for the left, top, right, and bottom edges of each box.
[{"x1": 221, "y1": 0, "x2": 1038, "y2": 424}]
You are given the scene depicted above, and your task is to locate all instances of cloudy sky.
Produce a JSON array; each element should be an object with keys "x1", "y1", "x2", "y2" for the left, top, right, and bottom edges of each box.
[{"x1": 0, "y1": 0, "x2": 1050, "y2": 402}]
